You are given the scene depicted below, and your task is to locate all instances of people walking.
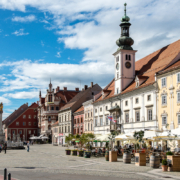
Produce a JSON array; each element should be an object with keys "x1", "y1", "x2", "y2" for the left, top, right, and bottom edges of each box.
[
  {"x1": 4, "y1": 143, "x2": 7, "y2": 154},
  {"x1": 27, "y1": 141, "x2": 30, "y2": 152}
]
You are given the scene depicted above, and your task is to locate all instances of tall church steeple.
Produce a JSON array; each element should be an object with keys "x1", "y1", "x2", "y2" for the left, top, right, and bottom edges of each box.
[
  {"x1": 49, "y1": 78, "x2": 52, "y2": 91},
  {"x1": 113, "y1": 3, "x2": 137, "y2": 95}
]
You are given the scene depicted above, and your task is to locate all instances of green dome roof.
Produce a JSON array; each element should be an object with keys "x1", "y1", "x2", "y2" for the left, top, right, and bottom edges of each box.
[{"x1": 121, "y1": 15, "x2": 130, "y2": 22}]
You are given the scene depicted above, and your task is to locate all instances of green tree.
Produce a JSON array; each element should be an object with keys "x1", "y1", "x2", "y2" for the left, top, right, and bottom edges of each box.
[{"x1": 65, "y1": 134, "x2": 74, "y2": 148}]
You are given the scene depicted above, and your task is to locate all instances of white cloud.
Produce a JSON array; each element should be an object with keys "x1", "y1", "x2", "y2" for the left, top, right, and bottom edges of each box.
[
  {"x1": 12, "y1": 14, "x2": 36, "y2": 22},
  {"x1": 0, "y1": 97, "x2": 11, "y2": 105},
  {"x1": 55, "y1": 52, "x2": 61, "y2": 58},
  {"x1": 12, "y1": 29, "x2": 29, "y2": 36}
]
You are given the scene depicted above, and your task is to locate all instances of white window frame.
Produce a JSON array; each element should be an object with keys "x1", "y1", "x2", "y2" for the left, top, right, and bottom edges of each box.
[
  {"x1": 147, "y1": 95, "x2": 151, "y2": 101},
  {"x1": 162, "y1": 116, "x2": 167, "y2": 125},
  {"x1": 16, "y1": 122, "x2": 19, "y2": 126},
  {"x1": 106, "y1": 117, "x2": 108, "y2": 125},
  {"x1": 147, "y1": 109, "x2": 152, "y2": 121},
  {"x1": 100, "y1": 117, "x2": 103, "y2": 126},
  {"x1": 162, "y1": 95, "x2": 167, "y2": 105},
  {"x1": 135, "y1": 110, "x2": 140, "y2": 122},
  {"x1": 161, "y1": 77, "x2": 166, "y2": 88},
  {"x1": 177, "y1": 73, "x2": 180, "y2": 83},
  {"x1": 23, "y1": 115, "x2": 26, "y2": 119},
  {"x1": 95, "y1": 119, "x2": 97, "y2": 126},
  {"x1": 177, "y1": 92, "x2": 180, "y2": 103},
  {"x1": 125, "y1": 112, "x2": 129, "y2": 123},
  {"x1": 178, "y1": 114, "x2": 180, "y2": 124}
]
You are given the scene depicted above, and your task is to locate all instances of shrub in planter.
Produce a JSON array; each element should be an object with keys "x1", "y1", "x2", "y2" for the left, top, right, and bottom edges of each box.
[
  {"x1": 166, "y1": 151, "x2": 173, "y2": 156},
  {"x1": 77, "y1": 150, "x2": 84, "y2": 157},
  {"x1": 71, "y1": 150, "x2": 77, "y2": 156},
  {"x1": 162, "y1": 159, "x2": 168, "y2": 171},
  {"x1": 84, "y1": 151, "x2": 91, "y2": 158},
  {"x1": 65, "y1": 149, "x2": 71, "y2": 155}
]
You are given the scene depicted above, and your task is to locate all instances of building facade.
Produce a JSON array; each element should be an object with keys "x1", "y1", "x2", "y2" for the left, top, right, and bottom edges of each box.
[
  {"x1": 3, "y1": 103, "x2": 38, "y2": 141},
  {"x1": 58, "y1": 83, "x2": 102, "y2": 145},
  {"x1": 73, "y1": 106, "x2": 84, "y2": 135},
  {"x1": 156, "y1": 60, "x2": 180, "y2": 131},
  {"x1": 83, "y1": 99, "x2": 94, "y2": 134},
  {"x1": 38, "y1": 81, "x2": 79, "y2": 141}
]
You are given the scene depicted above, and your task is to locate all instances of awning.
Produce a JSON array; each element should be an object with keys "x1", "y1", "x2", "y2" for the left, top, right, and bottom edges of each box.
[
  {"x1": 115, "y1": 132, "x2": 135, "y2": 140},
  {"x1": 94, "y1": 134, "x2": 110, "y2": 142},
  {"x1": 171, "y1": 128, "x2": 180, "y2": 136}
]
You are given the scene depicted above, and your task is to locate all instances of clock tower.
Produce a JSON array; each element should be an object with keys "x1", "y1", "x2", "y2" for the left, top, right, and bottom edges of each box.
[{"x1": 113, "y1": 3, "x2": 137, "y2": 94}]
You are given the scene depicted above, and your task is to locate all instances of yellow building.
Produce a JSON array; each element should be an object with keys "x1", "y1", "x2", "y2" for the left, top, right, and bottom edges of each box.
[{"x1": 157, "y1": 60, "x2": 180, "y2": 131}]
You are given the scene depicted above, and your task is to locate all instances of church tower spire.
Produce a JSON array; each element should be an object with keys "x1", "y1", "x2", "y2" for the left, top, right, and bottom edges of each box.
[
  {"x1": 116, "y1": 3, "x2": 134, "y2": 50},
  {"x1": 113, "y1": 3, "x2": 137, "y2": 95}
]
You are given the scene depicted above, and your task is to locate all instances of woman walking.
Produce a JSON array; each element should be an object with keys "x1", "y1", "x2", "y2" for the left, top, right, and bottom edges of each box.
[{"x1": 4, "y1": 143, "x2": 7, "y2": 154}]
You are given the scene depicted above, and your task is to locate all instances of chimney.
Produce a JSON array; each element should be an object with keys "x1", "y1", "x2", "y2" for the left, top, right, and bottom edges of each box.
[
  {"x1": 84, "y1": 85, "x2": 88, "y2": 90},
  {"x1": 91, "y1": 82, "x2": 93, "y2": 88},
  {"x1": 63, "y1": 87, "x2": 67, "y2": 91},
  {"x1": 57, "y1": 86, "x2": 60, "y2": 91},
  {"x1": 75, "y1": 88, "x2": 79, "y2": 91}
]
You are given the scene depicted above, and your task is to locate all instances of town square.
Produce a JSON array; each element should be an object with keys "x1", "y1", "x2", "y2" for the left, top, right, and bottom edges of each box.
[{"x1": 0, "y1": 0, "x2": 180, "y2": 179}]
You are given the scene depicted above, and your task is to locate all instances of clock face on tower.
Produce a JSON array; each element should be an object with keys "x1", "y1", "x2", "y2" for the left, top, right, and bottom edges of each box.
[
  {"x1": 116, "y1": 63, "x2": 119, "y2": 70},
  {"x1": 125, "y1": 62, "x2": 131, "y2": 69}
]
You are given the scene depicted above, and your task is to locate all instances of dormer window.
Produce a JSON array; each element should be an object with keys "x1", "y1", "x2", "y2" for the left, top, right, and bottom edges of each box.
[{"x1": 48, "y1": 94, "x2": 52, "y2": 102}]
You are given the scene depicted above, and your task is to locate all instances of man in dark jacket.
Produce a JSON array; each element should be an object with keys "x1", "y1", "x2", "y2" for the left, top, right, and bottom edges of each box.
[{"x1": 4, "y1": 143, "x2": 7, "y2": 154}]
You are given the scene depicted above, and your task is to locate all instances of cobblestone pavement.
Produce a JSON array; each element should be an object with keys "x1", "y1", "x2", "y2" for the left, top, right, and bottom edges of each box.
[{"x1": 0, "y1": 144, "x2": 179, "y2": 180}]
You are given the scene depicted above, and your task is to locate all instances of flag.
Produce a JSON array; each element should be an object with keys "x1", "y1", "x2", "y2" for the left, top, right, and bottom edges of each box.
[{"x1": 107, "y1": 116, "x2": 116, "y2": 123}]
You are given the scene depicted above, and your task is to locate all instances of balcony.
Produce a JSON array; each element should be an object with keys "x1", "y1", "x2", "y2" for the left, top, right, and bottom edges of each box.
[{"x1": 42, "y1": 110, "x2": 59, "y2": 115}]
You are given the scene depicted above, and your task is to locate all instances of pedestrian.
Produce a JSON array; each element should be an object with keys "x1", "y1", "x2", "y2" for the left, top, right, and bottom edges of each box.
[
  {"x1": 0, "y1": 144, "x2": 2, "y2": 153},
  {"x1": 27, "y1": 141, "x2": 30, "y2": 152},
  {"x1": 4, "y1": 143, "x2": 7, "y2": 154}
]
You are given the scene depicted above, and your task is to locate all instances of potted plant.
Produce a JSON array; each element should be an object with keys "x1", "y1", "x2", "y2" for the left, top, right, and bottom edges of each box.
[
  {"x1": 77, "y1": 150, "x2": 84, "y2": 157},
  {"x1": 74, "y1": 133, "x2": 95, "y2": 158},
  {"x1": 71, "y1": 149, "x2": 78, "y2": 156},
  {"x1": 65, "y1": 134, "x2": 74, "y2": 155},
  {"x1": 162, "y1": 159, "x2": 168, "y2": 171},
  {"x1": 166, "y1": 151, "x2": 173, "y2": 156},
  {"x1": 105, "y1": 142, "x2": 109, "y2": 161}
]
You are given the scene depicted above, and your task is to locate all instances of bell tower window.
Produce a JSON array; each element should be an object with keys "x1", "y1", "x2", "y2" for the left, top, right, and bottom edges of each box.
[
  {"x1": 126, "y1": 54, "x2": 131, "y2": 60},
  {"x1": 48, "y1": 94, "x2": 52, "y2": 102},
  {"x1": 117, "y1": 72, "x2": 119, "y2": 79}
]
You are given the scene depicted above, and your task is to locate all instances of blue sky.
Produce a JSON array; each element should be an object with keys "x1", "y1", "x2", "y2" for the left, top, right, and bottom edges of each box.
[{"x1": 0, "y1": 0, "x2": 180, "y2": 119}]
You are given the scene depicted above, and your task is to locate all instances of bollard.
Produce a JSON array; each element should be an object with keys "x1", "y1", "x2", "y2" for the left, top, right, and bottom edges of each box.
[
  {"x1": 8, "y1": 173, "x2": 11, "y2": 180},
  {"x1": 4, "y1": 168, "x2": 7, "y2": 180}
]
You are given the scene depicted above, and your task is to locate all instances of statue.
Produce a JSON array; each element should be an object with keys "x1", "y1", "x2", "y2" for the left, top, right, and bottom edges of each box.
[
  {"x1": 13, "y1": 133, "x2": 16, "y2": 142},
  {"x1": 17, "y1": 134, "x2": 20, "y2": 142},
  {"x1": 23, "y1": 135, "x2": 25, "y2": 142}
]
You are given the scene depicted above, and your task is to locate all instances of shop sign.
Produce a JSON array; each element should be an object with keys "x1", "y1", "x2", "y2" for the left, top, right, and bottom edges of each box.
[{"x1": 59, "y1": 133, "x2": 63, "y2": 136}]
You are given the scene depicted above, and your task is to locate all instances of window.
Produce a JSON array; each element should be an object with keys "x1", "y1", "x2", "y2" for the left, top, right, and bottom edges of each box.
[
  {"x1": 91, "y1": 123, "x2": 92, "y2": 130},
  {"x1": 59, "y1": 116, "x2": 61, "y2": 122},
  {"x1": 65, "y1": 115, "x2": 66, "y2": 121},
  {"x1": 161, "y1": 77, "x2": 166, "y2": 87},
  {"x1": 95, "y1": 119, "x2": 97, "y2": 126},
  {"x1": 28, "y1": 130, "x2": 31, "y2": 134},
  {"x1": 178, "y1": 115, "x2": 180, "y2": 124},
  {"x1": 91, "y1": 112, "x2": 92, "y2": 117},
  {"x1": 125, "y1": 101, "x2": 128, "y2": 106},
  {"x1": 48, "y1": 94, "x2": 52, "y2": 102},
  {"x1": 100, "y1": 108, "x2": 102, "y2": 112},
  {"x1": 28, "y1": 115, "x2": 31, "y2": 119},
  {"x1": 177, "y1": 73, "x2": 180, "y2": 83},
  {"x1": 12, "y1": 130, "x2": 15, "y2": 134},
  {"x1": 147, "y1": 95, "x2": 151, "y2": 101},
  {"x1": 23, "y1": 115, "x2": 26, "y2": 119},
  {"x1": 106, "y1": 106, "x2": 108, "y2": 110},
  {"x1": 65, "y1": 126, "x2": 67, "y2": 133},
  {"x1": 47, "y1": 106, "x2": 49, "y2": 111},
  {"x1": 34, "y1": 122, "x2": 36, "y2": 126},
  {"x1": 34, "y1": 130, "x2": 36, "y2": 134},
  {"x1": 162, "y1": 116, "x2": 167, "y2": 125},
  {"x1": 88, "y1": 123, "x2": 89, "y2": 131},
  {"x1": 28, "y1": 122, "x2": 31, "y2": 126},
  {"x1": 34, "y1": 115, "x2": 36, "y2": 119},
  {"x1": 68, "y1": 126, "x2": 70, "y2": 132},
  {"x1": 62, "y1": 127, "x2": 63, "y2": 133},
  {"x1": 147, "y1": 109, "x2": 152, "y2": 121},
  {"x1": 92, "y1": 92, "x2": 94, "y2": 95},
  {"x1": 125, "y1": 54, "x2": 131, "y2": 60},
  {"x1": 16, "y1": 122, "x2": 19, "y2": 126},
  {"x1": 177, "y1": 92, "x2": 180, "y2": 102},
  {"x1": 100, "y1": 117, "x2": 103, "y2": 126},
  {"x1": 51, "y1": 106, "x2": 54, "y2": 110},
  {"x1": 125, "y1": 112, "x2": 129, "y2": 123},
  {"x1": 23, "y1": 122, "x2": 26, "y2": 126},
  {"x1": 135, "y1": 111, "x2": 140, "y2": 122},
  {"x1": 56, "y1": 106, "x2": 59, "y2": 110},
  {"x1": 117, "y1": 88, "x2": 119, "y2": 94},
  {"x1": 19, "y1": 130, "x2": 22, "y2": 134},
  {"x1": 116, "y1": 56, "x2": 119, "y2": 62},
  {"x1": 88, "y1": 113, "x2": 89, "y2": 117},
  {"x1": 48, "y1": 116, "x2": 51, "y2": 121},
  {"x1": 162, "y1": 95, "x2": 167, "y2": 105},
  {"x1": 117, "y1": 72, "x2": 119, "y2": 79},
  {"x1": 106, "y1": 117, "x2": 109, "y2": 125},
  {"x1": 95, "y1": 109, "x2": 97, "y2": 113},
  {"x1": 135, "y1": 98, "x2": 139, "y2": 104}
]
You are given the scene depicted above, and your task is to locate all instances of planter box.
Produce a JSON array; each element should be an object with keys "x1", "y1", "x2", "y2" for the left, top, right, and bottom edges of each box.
[
  {"x1": 167, "y1": 155, "x2": 180, "y2": 171},
  {"x1": 135, "y1": 153, "x2": 146, "y2": 166},
  {"x1": 77, "y1": 151, "x2": 84, "y2": 157},
  {"x1": 109, "y1": 151, "x2": 117, "y2": 162},
  {"x1": 71, "y1": 150, "x2": 77, "y2": 156},
  {"x1": 84, "y1": 151, "x2": 91, "y2": 158},
  {"x1": 65, "y1": 150, "x2": 71, "y2": 155}
]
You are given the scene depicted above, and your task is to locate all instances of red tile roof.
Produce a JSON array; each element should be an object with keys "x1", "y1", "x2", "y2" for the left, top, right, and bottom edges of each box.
[
  {"x1": 95, "y1": 39, "x2": 180, "y2": 102},
  {"x1": 157, "y1": 59, "x2": 180, "y2": 75},
  {"x1": 74, "y1": 106, "x2": 84, "y2": 113}
]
